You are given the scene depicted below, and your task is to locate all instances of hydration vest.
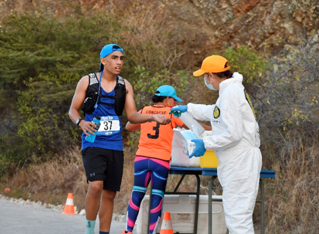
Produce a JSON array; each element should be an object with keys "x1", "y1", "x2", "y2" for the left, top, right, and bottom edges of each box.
[{"x1": 82, "y1": 73, "x2": 126, "y2": 116}]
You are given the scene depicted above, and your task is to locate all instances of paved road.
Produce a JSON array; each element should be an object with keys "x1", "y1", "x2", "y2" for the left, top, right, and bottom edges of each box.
[{"x1": 0, "y1": 196, "x2": 136, "y2": 234}]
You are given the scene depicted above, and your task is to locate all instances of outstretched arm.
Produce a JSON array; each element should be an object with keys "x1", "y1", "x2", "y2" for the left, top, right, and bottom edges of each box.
[
  {"x1": 124, "y1": 80, "x2": 171, "y2": 125},
  {"x1": 125, "y1": 121, "x2": 141, "y2": 131}
]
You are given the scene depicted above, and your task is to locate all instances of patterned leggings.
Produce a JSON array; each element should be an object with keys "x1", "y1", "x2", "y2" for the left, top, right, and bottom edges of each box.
[{"x1": 125, "y1": 156, "x2": 170, "y2": 234}]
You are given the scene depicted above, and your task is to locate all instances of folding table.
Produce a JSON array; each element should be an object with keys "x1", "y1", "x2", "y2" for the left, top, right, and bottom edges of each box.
[{"x1": 160, "y1": 167, "x2": 276, "y2": 234}]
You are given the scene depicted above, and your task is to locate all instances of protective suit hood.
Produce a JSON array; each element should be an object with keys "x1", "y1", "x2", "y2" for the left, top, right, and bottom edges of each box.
[{"x1": 219, "y1": 72, "x2": 243, "y2": 95}]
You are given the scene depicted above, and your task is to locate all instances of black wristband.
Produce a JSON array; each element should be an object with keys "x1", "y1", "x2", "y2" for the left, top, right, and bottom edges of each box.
[{"x1": 76, "y1": 118, "x2": 82, "y2": 126}]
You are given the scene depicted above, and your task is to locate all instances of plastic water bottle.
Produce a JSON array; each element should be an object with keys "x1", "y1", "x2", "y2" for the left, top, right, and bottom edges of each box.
[
  {"x1": 85, "y1": 116, "x2": 101, "y2": 143},
  {"x1": 180, "y1": 112, "x2": 205, "y2": 138}
]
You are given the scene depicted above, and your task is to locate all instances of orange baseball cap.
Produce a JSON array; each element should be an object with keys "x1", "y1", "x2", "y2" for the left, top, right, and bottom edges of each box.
[{"x1": 193, "y1": 55, "x2": 230, "y2": 76}]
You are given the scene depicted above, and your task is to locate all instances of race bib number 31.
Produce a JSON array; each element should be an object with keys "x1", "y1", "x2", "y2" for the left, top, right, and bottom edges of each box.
[{"x1": 97, "y1": 116, "x2": 121, "y2": 136}]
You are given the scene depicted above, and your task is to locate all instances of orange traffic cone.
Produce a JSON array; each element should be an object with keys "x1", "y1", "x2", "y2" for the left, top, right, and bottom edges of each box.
[
  {"x1": 61, "y1": 193, "x2": 77, "y2": 215},
  {"x1": 160, "y1": 212, "x2": 173, "y2": 234}
]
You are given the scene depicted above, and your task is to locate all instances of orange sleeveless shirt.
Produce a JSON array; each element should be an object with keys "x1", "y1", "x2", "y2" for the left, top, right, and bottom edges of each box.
[{"x1": 136, "y1": 105, "x2": 184, "y2": 161}]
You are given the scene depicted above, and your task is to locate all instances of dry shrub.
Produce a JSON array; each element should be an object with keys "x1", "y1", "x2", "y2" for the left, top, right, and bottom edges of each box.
[
  {"x1": 121, "y1": 4, "x2": 185, "y2": 72},
  {"x1": 115, "y1": 154, "x2": 135, "y2": 214},
  {"x1": 256, "y1": 43, "x2": 319, "y2": 152},
  {"x1": 0, "y1": 146, "x2": 87, "y2": 209},
  {"x1": 264, "y1": 132, "x2": 319, "y2": 233}
]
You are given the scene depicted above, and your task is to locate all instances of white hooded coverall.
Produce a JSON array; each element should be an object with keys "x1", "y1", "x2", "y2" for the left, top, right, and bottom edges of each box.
[{"x1": 187, "y1": 72, "x2": 262, "y2": 234}]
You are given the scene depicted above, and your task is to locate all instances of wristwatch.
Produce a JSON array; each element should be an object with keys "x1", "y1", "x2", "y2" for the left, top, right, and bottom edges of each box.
[{"x1": 76, "y1": 118, "x2": 82, "y2": 126}]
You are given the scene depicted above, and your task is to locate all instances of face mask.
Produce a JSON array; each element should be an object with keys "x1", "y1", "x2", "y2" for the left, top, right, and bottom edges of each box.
[
  {"x1": 204, "y1": 77, "x2": 216, "y2": 90},
  {"x1": 168, "y1": 100, "x2": 175, "y2": 108}
]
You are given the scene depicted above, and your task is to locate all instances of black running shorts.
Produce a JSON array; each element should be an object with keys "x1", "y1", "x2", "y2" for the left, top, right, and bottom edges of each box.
[{"x1": 81, "y1": 147, "x2": 124, "y2": 191}]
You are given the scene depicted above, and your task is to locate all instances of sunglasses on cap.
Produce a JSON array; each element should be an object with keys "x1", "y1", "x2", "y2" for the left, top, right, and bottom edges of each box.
[{"x1": 112, "y1": 45, "x2": 121, "y2": 50}]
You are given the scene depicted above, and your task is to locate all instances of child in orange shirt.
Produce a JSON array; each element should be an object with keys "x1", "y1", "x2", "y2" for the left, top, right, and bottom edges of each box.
[{"x1": 121, "y1": 85, "x2": 185, "y2": 234}]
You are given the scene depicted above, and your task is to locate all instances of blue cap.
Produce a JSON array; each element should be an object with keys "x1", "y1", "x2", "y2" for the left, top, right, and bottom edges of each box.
[
  {"x1": 155, "y1": 85, "x2": 182, "y2": 102},
  {"x1": 99, "y1": 44, "x2": 124, "y2": 71}
]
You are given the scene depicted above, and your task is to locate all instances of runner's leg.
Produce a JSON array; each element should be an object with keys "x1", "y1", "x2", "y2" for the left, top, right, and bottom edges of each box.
[
  {"x1": 149, "y1": 158, "x2": 170, "y2": 234},
  {"x1": 99, "y1": 189, "x2": 116, "y2": 232},
  {"x1": 125, "y1": 156, "x2": 150, "y2": 232},
  {"x1": 86, "y1": 180, "x2": 103, "y2": 234}
]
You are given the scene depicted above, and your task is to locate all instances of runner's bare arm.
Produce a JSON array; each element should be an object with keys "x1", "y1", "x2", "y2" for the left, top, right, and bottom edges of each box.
[
  {"x1": 201, "y1": 123, "x2": 212, "y2": 130},
  {"x1": 126, "y1": 108, "x2": 142, "y2": 131},
  {"x1": 125, "y1": 121, "x2": 141, "y2": 131},
  {"x1": 68, "y1": 76, "x2": 99, "y2": 136},
  {"x1": 69, "y1": 76, "x2": 88, "y2": 123},
  {"x1": 124, "y1": 80, "x2": 171, "y2": 125},
  {"x1": 179, "y1": 123, "x2": 211, "y2": 130}
]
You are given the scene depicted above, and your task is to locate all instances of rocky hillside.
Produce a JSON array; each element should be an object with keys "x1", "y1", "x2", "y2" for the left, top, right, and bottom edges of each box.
[{"x1": 1, "y1": 0, "x2": 318, "y2": 67}]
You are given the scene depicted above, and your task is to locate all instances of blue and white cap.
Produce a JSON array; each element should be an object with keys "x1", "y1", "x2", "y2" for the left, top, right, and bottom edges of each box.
[
  {"x1": 155, "y1": 85, "x2": 182, "y2": 102},
  {"x1": 99, "y1": 44, "x2": 124, "y2": 71}
]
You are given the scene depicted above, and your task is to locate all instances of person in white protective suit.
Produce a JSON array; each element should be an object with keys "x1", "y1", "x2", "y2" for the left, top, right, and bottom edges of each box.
[{"x1": 171, "y1": 55, "x2": 262, "y2": 234}]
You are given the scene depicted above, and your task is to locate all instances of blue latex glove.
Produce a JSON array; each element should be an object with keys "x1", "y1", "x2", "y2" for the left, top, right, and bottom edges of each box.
[
  {"x1": 189, "y1": 139, "x2": 206, "y2": 158},
  {"x1": 170, "y1": 105, "x2": 188, "y2": 117}
]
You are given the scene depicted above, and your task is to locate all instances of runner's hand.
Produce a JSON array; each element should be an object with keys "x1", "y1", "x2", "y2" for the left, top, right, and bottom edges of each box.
[
  {"x1": 153, "y1": 114, "x2": 171, "y2": 125},
  {"x1": 79, "y1": 120, "x2": 98, "y2": 136}
]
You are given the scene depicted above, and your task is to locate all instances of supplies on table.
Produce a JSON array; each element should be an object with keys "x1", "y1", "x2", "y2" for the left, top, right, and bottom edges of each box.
[
  {"x1": 173, "y1": 128, "x2": 197, "y2": 156},
  {"x1": 171, "y1": 129, "x2": 219, "y2": 168},
  {"x1": 171, "y1": 128, "x2": 200, "y2": 167},
  {"x1": 199, "y1": 131, "x2": 219, "y2": 168},
  {"x1": 179, "y1": 112, "x2": 205, "y2": 137},
  {"x1": 170, "y1": 112, "x2": 205, "y2": 167}
]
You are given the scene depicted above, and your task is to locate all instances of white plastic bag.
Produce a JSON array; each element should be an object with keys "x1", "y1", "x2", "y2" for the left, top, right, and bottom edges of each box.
[{"x1": 170, "y1": 128, "x2": 200, "y2": 167}]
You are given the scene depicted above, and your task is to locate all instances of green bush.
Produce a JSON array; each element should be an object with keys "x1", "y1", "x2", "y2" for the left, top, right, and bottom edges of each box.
[
  {"x1": 131, "y1": 66, "x2": 191, "y2": 108},
  {"x1": 224, "y1": 45, "x2": 268, "y2": 84},
  {"x1": 0, "y1": 12, "x2": 122, "y2": 162}
]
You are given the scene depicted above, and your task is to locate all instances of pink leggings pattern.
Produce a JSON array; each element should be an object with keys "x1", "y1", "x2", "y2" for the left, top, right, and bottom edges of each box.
[{"x1": 125, "y1": 156, "x2": 170, "y2": 234}]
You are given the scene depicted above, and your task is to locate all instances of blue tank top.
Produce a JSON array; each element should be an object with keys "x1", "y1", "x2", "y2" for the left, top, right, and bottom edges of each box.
[{"x1": 82, "y1": 86, "x2": 123, "y2": 151}]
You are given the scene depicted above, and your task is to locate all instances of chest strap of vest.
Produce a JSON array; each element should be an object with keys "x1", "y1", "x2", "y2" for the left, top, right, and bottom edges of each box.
[{"x1": 92, "y1": 73, "x2": 126, "y2": 116}]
